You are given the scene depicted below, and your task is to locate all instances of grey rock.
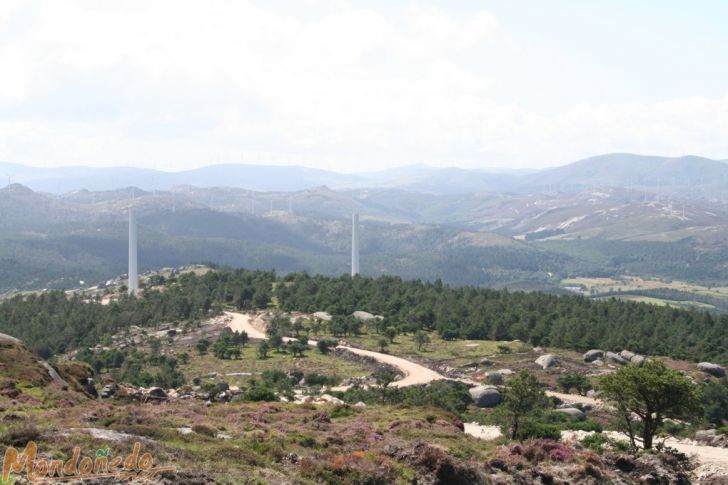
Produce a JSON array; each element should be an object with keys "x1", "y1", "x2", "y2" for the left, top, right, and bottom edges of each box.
[
  {"x1": 630, "y1": 355, "x2": 646, "y2": 366},
  {"x1": 583, "y1": 349, "x2": 604, "y2": 362},
  {"x1": 695, "y1": 429, "x2": 717, "y2": 441},
  {"x1": 535, "y1": 354, "x2": 557, "y2": 369},
  {"x1": 606, "y1": 352, "x2": 628, "y2": 365},
  {"x1": 586, "y1": 390, "x2": 601, "y2": 399},
  {"x1": 351, "y1": 311, "x2": 376, "y2": 321},
  {"x1": 469, "y1": 386, "x2": 502, "y2": 408},
  {"x1": 0, "y1": 333, "x2": 22, "y2": 344},
  {"x1": 554, "y1": 407, "x2": 586, "y2": 419},
  {"x1": 619, "y1": 350, "x2": 636, "y2": 361},
  {"x1": 147, "y1": 387, "x2": 168, "y2": 400},
  {"x1": 312, "y1": 311, "x2": 332, "y2": 321},
  {"x1": 698, "y1": 362, "x2": 726, "y2": 377},
  {"x1": 100, "y1": 383, "x2": 117, "y2": 399}
]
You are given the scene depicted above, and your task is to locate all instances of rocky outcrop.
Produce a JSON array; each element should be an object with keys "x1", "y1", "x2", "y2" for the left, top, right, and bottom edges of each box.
[
  {"x1": 100, "y1": 383, "x2": 117, "y2": 399},
  {"x1": 602, "y1": 453, "x2": 693, "y2": 484},
  {"x1": 469, "y1": 385, "x2": 502, "y2": 408},
  {"x1": 535, "y1": 354, "x2": 557, "y2": 369},
  {"x1": 583, "y1": 349, "x2": 604, "y2": 362},
  {"x1": 554, "y1": 407, "x2": 586, "y2": 420},
  {"x1": 695, "y1": 429, "x2": 728, "y2": 448},
  {"x1": 384, "y1": 442, "x2": 488, "y2": 484},
  {"x1": 312, "y1": 311, "x2": 332, "y2": 321},
  {"x1": 352, "y1": 311, "x2": 379, "y2": 321},
  {"x1": 619, "y1": 350, "x2": 636, "y2": 361},
  {"x1": 606, "y1": 352, "x2": 628, "y2": 365},
  {"x1": 698, "y1": 362, "x2": 726, "y2": 378},
  {"x1": 0, "y1": 333, "x2": 22, "y2": 344},
  {"x1": 630, "y1": 355, "x2": 646, "y2": 366}
]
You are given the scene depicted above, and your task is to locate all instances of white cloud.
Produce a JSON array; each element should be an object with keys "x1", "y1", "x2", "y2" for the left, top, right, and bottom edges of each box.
[{"x1": 0, "y1": 1, "x2": 726, "y2": 171}]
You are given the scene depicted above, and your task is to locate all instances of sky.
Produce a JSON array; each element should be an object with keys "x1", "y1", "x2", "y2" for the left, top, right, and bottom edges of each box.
[{"x1": 0, "y1": 0, "x2": 727, "y2": 172}]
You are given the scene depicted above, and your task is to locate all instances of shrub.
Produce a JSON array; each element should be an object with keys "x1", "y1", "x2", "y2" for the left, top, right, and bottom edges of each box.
[
  {"x1": 497, "y1": 345, "x2": 512, "y2": 355},
  {"x1": 244, "y1": 386, "x2": 276, "y2": 402},
  {"x1": 488, "y1": 373, "x2": 504, "y2": 385},
  {"x1": 304, "y1": 373, "x2": 339, "y2": 387},
  {"x1": 299, "y1": 436, "x2": 318, "y2": 448},
  {"x1": 506, "y1": 439, "x2": 575, "y2": 464},
  {"x1": 557, "y1": 373, "x2": 592, "y2": 395},
  {"x1": 317, "y1": 339, "x2": 338, "y2": 354},
  {"x1": 329, "y1": 405, "x2": 357, "y2": 419},
  {"x1": 581, "y1": 433, "x2": 609, "y2": 451},
  {"x1": 192, "y1": 424, "x2": 217, "y2": 437},
  {"x1": 659, "y1": 420, "x2": 687, "y2": 437},
  {"x1": 565, "y1": 419, "x2": 603, "y2": 433},
  {"x1": 0, "y1": 424, "x2": 42, "y2": 447},
  {"x1": 514, "y1": 420, "x2": 562, "y2": 441},
  {"x1": 544, "y1": 412, "x2": 603, "y2": 432}
]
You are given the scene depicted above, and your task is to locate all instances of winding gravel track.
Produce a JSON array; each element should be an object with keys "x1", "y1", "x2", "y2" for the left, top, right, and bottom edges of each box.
[
  {"x1": 225, "y1": 311, "x2": 441, "y2": 387},
  {"x1": 224, "y1": 311, "x2": 728, "y2": 471},
  {"x1": 225, "y1": 312, "x2": 606, "y2": 397}
]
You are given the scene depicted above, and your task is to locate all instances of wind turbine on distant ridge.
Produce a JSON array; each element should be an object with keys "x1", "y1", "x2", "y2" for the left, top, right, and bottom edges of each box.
[{"x1": 127, "y1": 205, "x2": 138, "y2": 296}]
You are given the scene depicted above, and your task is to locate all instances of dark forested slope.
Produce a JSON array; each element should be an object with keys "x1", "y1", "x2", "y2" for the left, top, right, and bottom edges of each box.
[{"x1": 0, "y1": 269, "x2": 725, "y2": 364}]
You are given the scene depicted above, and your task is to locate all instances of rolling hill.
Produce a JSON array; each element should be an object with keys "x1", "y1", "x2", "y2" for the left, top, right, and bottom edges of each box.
[{"x1": 4, "y1": 152, "x2": 728, "y2": 197}]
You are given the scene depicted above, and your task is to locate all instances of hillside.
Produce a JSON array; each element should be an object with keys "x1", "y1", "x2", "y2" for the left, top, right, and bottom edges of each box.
[
  {"x1": 0, "y1": 270, "x2": 726, "y2": 483},
  {"x1": 4, "y1": 153, "x2": 728, "y2": 198},
  {"x1": 0, "y1": 184, "x2": 566, "y2": 293},
  {"x1": 6, "y1": 182, "x2": 728, "y2": 305},
  {"x1": 521, "y1": 154, "x2": 728, "y2": 195}
]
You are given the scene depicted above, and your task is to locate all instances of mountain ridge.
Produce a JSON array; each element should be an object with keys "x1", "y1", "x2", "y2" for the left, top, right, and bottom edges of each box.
[{"x1": 3, "y1": 152, "x2": 728, "y2": 195}]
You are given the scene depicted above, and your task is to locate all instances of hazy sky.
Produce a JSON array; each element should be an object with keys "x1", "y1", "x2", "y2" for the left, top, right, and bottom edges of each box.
[{"x1": 1, "y1": 0, "x2": 727, "y2": 172}]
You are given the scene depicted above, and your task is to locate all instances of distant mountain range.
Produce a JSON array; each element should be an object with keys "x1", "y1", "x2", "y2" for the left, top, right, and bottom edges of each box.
[
  {"x1": 4, "y1": 177, "x2": 728, "y2": 294},
  {"x1": 2, "y1": 153, "x2": 727, "y2": 196}
]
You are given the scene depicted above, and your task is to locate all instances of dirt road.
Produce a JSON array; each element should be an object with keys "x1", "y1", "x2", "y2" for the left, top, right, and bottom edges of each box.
[
  {"x1": 225, "y1": 311, "x2": 610, "y2": 396},
  {"x1": 225, "y1": 312, "x2": 267, "y2": 339},
  {"x1": 225, "y1": 311, "x2": 443, "y2": 388},
  {"x1": 224, "y1": 312, "x2": 728, "y2": 472}
]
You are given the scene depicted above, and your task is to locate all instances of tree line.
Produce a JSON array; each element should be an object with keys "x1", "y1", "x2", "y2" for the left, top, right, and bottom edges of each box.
[{"x1": 1, "y1": 268, "x2": 726, "y2": 364}]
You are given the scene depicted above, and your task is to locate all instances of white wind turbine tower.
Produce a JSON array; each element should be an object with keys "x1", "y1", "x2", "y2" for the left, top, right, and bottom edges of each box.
[
  {"x1": 128, "y1": 206, "x2": 138, "y2": 296},
  {"x1": 351, "y1": 213, "x2": 360, "y2": 276}
]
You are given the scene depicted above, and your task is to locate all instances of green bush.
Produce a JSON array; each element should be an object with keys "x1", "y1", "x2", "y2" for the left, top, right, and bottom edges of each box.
[
  {"x1": 329, "y1": 405, "x2": 357, "y2": 419},
  {"x1": 192, "y1": 424, "x2": 217, "y2": 437},
  {"x1": 316, "y1": 338, "x2": 338, "y2": 354},
  {"x1": 0, "y1": 424, "x2": 42, "y2": 447},
  {"x1": 581, "y1": 433, "x2": 609, "y2": 451},
  {"x1": 556, "y1": 373, "x2": 592, "y2": 395},
  {"x1": 497, "y1": 345, "x2": 512, "y2": 355},
  {"x1": 544, "y1": 412, "x2": 603, "y2": 432},
  {"x1": 304, "y1": 373, "x2": 339, "y2": 387},
  {"x1": 488, "y1": 373, "x2": 504, "y2": 385},
  {"x1": 659, "y1": 420, "x2": 688, "y2": 437},
  {"x1": 514, "y1": 420, "x2": 562, "y2": 441},
  {"x1": 244, "y1": 386, "x2": 276, "y2": 402},
  {"x1": 339, "y1": 380, "x2": 472, "y2": 415}
]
